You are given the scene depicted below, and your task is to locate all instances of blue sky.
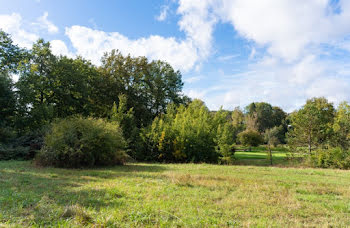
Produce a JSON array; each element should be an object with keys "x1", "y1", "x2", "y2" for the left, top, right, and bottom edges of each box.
[{"x1": 2, "y1": 0, "x2": 350, "y2": 111}]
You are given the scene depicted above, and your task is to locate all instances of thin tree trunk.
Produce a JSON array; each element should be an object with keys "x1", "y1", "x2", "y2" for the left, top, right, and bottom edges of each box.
[
  {"x1": 308, "y1": 130, "x2": 312, "y2": 154},
  {"x1": 267, "y1": 144, "x2": 273, "y2": 165}
]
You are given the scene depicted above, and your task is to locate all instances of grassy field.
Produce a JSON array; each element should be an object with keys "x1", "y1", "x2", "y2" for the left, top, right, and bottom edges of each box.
[{"x1": 1, "y1": 159, "x2": 350, "y2": 227}]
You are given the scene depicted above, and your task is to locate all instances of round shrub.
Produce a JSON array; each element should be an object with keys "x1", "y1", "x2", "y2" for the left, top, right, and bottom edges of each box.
[{"x1": 36, "y1": 116, "x2": 127, "y2": 168}]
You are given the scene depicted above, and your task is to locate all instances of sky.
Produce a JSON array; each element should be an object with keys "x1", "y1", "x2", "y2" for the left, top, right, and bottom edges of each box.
[{"x1": 1, "y1": 0, "x2": 350, "y2": 112}]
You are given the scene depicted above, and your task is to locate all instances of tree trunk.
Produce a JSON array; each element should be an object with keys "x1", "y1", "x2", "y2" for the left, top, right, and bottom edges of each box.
[
  {"x1": 308, "y1": 132, "x2": 312, "y2": 154},
  {"x1": 268, "y1": 144, "x2": 273, "y2": 165}
]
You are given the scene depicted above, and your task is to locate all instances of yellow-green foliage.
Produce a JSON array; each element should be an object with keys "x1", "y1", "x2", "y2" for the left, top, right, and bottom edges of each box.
[
  {"x1": 141, "y1": 100, "x2": 235, "y2": 163},
  {"x1": 238, "y1": 129, "x2": 263, "y2": 148},
  {"x1": 36, "y1": 116, "x2": 127, "y2": 168},
  {"x1": 309, "y1": 148, "x2": 350, "y2": 169}
]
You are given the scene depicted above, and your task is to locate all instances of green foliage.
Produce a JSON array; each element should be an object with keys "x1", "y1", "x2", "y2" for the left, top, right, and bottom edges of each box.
[
  {"x1": 0, "y1": 145, "x2": 30, "y2": 160},
  {"x1": 36, "y1": 116, "x2": 127, "y2": 168},
  {"x1": 264, "y1": 127, "x2": 281, "y2": 165},
  {"x1": 288, "y1": 97, "x2": 335, "y2": 153},
  {"x1": 141, "y1": 100, "x2": 233, "y2": 163},
  {"x1": 0, "y1": 30, "x2": 27, "y2": 73},
  {"x1": 49, "y1": 56, "x2": 99, "y2": 118},
  {"x1": 230, "y1": 107, "x2": 245, "y2": 142},
  {"x1": 110, "y1": 94, "x2": 140, "y2": 158},
  {"x1": 100, "y1": 50, "x2": 185, "y2": 126},
  {"x1": 309, "y1": 148, "x2": 350, "y2": 169},
  {"x1": 214, "y1": 109, "x2": 236, "y2": 164},
  {"x1": 245, "y1": 102, "x2": 286, "y2": 133},
  {"x1": 264, "y1": 126, "x2": 283, "y2": 146},
  {"x1": 0, "y1": 72, "x2": 16, "y2": 127},
  {"x1": 238, "y1": 129, "x2": 263, "y2": 149},
  {"x1": 16, "y1": 39, "x2": 57, "y2": 130},
  {"x1": 333, "y1": 101, "x2": 350, "y2": 150}
]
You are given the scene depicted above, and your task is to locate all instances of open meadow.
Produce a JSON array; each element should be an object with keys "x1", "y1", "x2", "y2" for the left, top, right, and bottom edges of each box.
[{"x1": 1, "y1": 153, "x2": 350, "y2": 227}]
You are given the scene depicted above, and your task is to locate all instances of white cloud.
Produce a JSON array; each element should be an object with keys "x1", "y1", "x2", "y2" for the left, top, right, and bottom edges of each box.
[
  {"x1": 184, "y1": 75, "x2": 203, "y2": 83},
  {"x1": 178, "y1": 0, "x2": 350, "y2": 110},
  {"x1": 65, "y1": 25, "x2": 199, "y2": 71},
  {"x1": 63, "y1": 1, "x2": 221, "y2": 72},
  {"x1": 156, "y1": 5, "x2": 170, "y2": 21},
  {"x1": 0, "y1": 13, "x2": 38, "y2": 48},
  {"x1": 3, "y1": 1, "x2": 350, "y2": 111},
  {"x1": 177, "y1": 0, "x2": 217, "y2": 59},
  {"x1": 50, "y1": 40, "x2": 74, "y2": 57},
  {"x1": 217, "y1": 54, "x2": 239, "y2": 62},
  {"x1": 34, "y1": 12, "x2": 59, "y2": 34}
]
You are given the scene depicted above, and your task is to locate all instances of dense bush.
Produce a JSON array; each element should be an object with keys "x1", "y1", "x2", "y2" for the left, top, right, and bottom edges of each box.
[
  {"x1": 0, "y1": 127, "x2": 47, "y2": 160},
  {"x1": 0, "y1": 145, "x2": 29, "y2": 160},
  {"x1": 238, "y1": 129, "x2": 263, "y2": 151},
  {"x1": 36, "y1": 117, "x2": 127, "y2": 168},
  {"x1": 309, "y1": 148, "x2": 350, "y2": 169},
  {"x1": 141, "y1": 100, "x2": 235, "y2": 163}
]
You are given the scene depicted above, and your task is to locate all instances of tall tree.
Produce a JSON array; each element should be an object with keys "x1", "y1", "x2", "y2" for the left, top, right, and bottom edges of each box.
[
  {"x1": 50, "y1": 56, "x2": 98, "y2": 117},
  {"x1": 245, "y1": 102, "x2": 286, "y2": 133},
  {"x1": 288, "y1": 97, "x2": 335, "y2": 153},
  {"x1": 16, "y1": 39, "x2": 56, "y2": 130},
  {"x1": 333, "y1": 101, "x2": 350, "y2": 150},
  {"x1": 0, "y1": 30, "x2": 26, "y2": 73},
  {"x1": 231, "y1": 107, "x2": 245, "y2": 133},
  {"x1": 264, "y1": 127, "x2": 281, "y2": 165},
  {"x1": 100, "y1": 50, "x2": 184, "y2": 126},
  {"x1": 110, "y1": 94, "x2": 140, "y2": 158}
]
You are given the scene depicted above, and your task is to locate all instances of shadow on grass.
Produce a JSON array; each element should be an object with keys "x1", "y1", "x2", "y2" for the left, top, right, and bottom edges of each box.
[{"x1": 0, "y1": 161, "x2": 169, "y2": 225}]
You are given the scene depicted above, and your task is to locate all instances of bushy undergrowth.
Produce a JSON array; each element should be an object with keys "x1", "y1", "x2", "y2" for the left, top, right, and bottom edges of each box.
[
  {"x1": 141, "y1": 100, "x2": 235, "y2": 163},
  {"x1": 35, "y1": 116, "x2": 127, "y2": 168},
  {"x1": 0, "y1": 128, "x2": 47, "y2": 160},
  {"x1": 309, "y1": 148, "x2": 350, "y2": 169}
]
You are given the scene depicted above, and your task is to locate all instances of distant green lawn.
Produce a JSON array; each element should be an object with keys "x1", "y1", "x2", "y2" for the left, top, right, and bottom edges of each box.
[
  {"x1": 234, "y1": 147, "x2": 293, "y2": 166},
  {"x1": 1, "y1": 161, "x2": 350, "y2": 227}
]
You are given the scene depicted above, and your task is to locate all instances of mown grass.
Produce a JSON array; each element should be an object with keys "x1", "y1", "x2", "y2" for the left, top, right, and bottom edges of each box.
[
  {"x1": 1, "y1": 161, "x2": 350, "y2": 227},
  {"x1": 233, "y1": 146, "x2": 297, "y2": 167}
]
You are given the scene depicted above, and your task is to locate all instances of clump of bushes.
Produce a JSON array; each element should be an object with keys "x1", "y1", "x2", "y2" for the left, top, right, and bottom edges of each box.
[
  {"x1": 0, "y1": 127, "x2": 47, "y2": 160},
  {"x1": 35, "y1": 116, "x2": 127, "y2": 168},
  {"x1": 308, "y1": 148, "x2": 350, "y2": 169},
  {"x1": 141, "y1": 100, "x2": 235, "y2": 163},
  {"x1": 0, "y1": 145, "x2": 29, "y2": 160},
  {"x1": 238, "y1": 129, "x2": 263, "y2": 151}
]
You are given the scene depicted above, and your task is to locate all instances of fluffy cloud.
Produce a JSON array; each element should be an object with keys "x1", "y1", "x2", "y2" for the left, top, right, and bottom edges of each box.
[
  {"x1": 50, "y1": 40, "x2": 74, "y2": 57},
  {"x1": 0, "y1": 12, "x2": 59, "y2": 48},
  {"x1": 64, "y1": 0, "x2": 218, "y2": 72},
  {"x1": 65, "y1": 26, "x2": 199, "y2": 71},
  {"x1": 0, "y1": 13, "x2": 38, "y2": 48},
  {"x1": 156, "y1": 5, "x2": 170, "y2": 21},
  {"x1": 178, "y1": 0, "x2": 350, "y2": 110},
  {"x1": 34, "y1": 12, "x2": 59, "y2": 34},
  {"x1": 3, "y1": 1, "x2": 350, "y2": 111}
]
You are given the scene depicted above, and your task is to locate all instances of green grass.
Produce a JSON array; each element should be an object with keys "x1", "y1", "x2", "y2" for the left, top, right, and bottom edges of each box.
[
  {"x1": 234, "y1": 147, "x2": 295, "y2": 166},
  {"x1": 1, "y1": 161, "x2": 350, "y2": 227}
]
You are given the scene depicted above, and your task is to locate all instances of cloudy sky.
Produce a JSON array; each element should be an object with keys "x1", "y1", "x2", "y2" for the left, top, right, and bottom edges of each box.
[{"x1": 2, "y1": 0, "x2": 350, "y2": 111}]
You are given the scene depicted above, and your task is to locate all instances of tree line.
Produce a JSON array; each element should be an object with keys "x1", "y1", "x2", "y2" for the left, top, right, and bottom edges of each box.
[{"x1": 1, "y1": 30, "x2": 350, "y2": 168}]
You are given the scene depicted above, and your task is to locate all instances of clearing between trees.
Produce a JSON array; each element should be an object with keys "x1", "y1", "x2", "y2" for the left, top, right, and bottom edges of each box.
[{"x1": 1, "y1": 160, "x2": 349, "y2": 227}]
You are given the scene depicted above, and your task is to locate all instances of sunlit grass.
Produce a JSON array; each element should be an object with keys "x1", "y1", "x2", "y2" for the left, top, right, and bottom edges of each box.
[{"x1": 1, "y1": 161, "x2": 350, "y2": 227}]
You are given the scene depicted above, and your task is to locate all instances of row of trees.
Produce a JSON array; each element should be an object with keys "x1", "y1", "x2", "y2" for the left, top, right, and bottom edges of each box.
[
  {"x1": 0, "y1": 30, "x2": 187, "y2": 158},
  {"x1": 1, "y1": 29, "x2": 350, "y2": 167}
]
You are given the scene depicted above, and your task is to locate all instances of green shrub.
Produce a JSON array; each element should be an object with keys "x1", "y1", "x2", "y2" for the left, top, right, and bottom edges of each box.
[
  {"x1": 238, "y1": 129, "x2": 263, "y2": 150},
  {"x1": 141, "y1": 100, "x2": 232, "y2": 163},
  {"x1": 309, "y1": 148, "x2": 350, "y2": 169},
  {"x1": 0, "y1": 145, "x2": 30, "y2": 160},
  {"x1": 36, "y1": 116, "x2": 127, "y2": 168}
]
